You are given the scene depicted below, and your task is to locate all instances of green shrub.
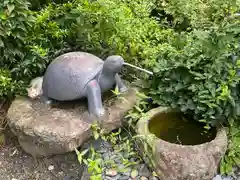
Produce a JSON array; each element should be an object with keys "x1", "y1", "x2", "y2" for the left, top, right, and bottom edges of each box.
[
  {"x1": 150, "y1": 17, "x2": 240, "y2": 127},
  {"x1": 65, "y1": 0, "x2": 175, "y2": 69},
  {"x1": 28, "y1": 0, "x2": 49, "y2": 10},
  {"x1": 16, "y1": 0, "x2": 168, "y2": 80},
  {"x1": 0, "y1": 0, "x2": 35, "y2": 68},
  {"x1": 0, "y1": 1, "x2": 75, "y2": 93},
  {"x1": 220, "y1": 118, "x2": 240, "y2": 175},
  {"x1": 153, "y1": 0, "x2": 239, "y2": 30},
  {"x1": 28, "y1": 0, "x2": 70, "y2": 10},
  {"x1": 12, "y1": 2, "x2": 74, "y2": 79},
  {"x1": 23, "y1": 0, "x2": 175, "y2": 80},
  {"x1": 0, "y1": 0, "x2": 36, "y2": 96},
  {"x1": 0, "y1": 69, "x2": 24, "y2": 99},
  {"x1": 0, "y1": 69, "x2": 14, "y2": 99},
  {"x1": 1, "y1": 0, "x2": 167, "y2": 97}
]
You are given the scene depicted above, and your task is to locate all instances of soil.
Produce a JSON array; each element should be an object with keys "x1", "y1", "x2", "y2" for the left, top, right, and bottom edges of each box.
[
  {"x1": 0, "y1": 99, "x2": 11, "y2": 133},
  {"x1": 0, "y1": 127, "x2": 84, "y2": 180}
]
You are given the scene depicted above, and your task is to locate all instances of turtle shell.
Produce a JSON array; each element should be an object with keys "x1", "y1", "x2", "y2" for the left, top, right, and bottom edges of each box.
[{"x1": 42, "y1": 51, "x2": 104, "y2": 101}]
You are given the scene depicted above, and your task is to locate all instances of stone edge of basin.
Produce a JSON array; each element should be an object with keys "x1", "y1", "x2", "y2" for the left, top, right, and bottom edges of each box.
[{"x1": 136, "y1": 106, "x2": 228, "y2": 180}]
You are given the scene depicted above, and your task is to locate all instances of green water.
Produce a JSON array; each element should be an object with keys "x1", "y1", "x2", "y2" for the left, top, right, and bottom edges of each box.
[{"x1": 148, "y1": 112, "x2": 217, "y2": 145}]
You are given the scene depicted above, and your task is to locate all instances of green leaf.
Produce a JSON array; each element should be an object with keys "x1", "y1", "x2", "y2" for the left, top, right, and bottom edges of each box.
[
  {"x1": 83, "y1": 159, "x2": 88, "y2": 165},
  {"x1": 7, "y1": 4, "x2": 15, "y2": 13},
  {"x1": 93, "y1": 131, "x2": 100, "y2": 140},
  {"x1": 0, "y1": 39, "x2": 4, "y2": 47},
  {"x1": 81, "y1": 148, "x2": 89, "y2": 156},
  {"x1": 0, "y1": 13, "x2": 7, "y2": 20}
]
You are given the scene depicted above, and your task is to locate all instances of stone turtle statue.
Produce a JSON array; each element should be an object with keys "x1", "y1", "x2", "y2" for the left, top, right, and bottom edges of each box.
[{"x1": 41, "y1": 51, "x2": 128, "y2": 118}]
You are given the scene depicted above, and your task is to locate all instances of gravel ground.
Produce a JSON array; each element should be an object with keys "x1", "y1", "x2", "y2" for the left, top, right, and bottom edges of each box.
[
  {"x1": 1, "y1": 96, "x2": 240, "y2": 180},
  {"x1": 81, "y1": 138, "x2": 240, "y2": 180},
  {"x1": 79, "y1": 138, "x2": 160, "y2": 180},
  {"x1": 1, "y1": 127, "x2": 240, "y2": 180},
  {"x1": 0, "y1": 127, "x2": 160, "y2": 180}
]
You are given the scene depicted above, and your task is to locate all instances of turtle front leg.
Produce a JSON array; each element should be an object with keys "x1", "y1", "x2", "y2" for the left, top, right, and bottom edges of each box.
[
  {"x1": 86, "y1": 80, "x2": 105, "y2": 118},
  {"x1": 115, "y1": 73, "x2": 128, "y2": 93}
]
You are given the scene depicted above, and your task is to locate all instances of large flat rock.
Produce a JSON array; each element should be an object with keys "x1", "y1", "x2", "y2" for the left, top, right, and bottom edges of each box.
[{"x1": 7, "y1": 87, "x2": 138, "y2": 157}]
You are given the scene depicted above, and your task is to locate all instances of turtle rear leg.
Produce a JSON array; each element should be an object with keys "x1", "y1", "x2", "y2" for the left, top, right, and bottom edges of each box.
[
  {"x1": 115, "y1": 73, "x2": 128, "y2": 93},
  {"x1": 86, "y1": 80, "x2": 105, "y2": 118},
  {"x1": 40, "y1": 95, "x2": 53, "y2": 105}
]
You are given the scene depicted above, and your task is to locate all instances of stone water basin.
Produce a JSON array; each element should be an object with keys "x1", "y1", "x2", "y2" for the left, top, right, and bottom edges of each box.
[{"x1": 136, "y1": 107, "x2": 228, "y2": 180}]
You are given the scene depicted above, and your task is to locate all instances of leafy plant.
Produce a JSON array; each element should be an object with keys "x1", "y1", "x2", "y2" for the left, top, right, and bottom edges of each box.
[
  {"x1": 220, "y1": 118, "x2": 240, "y2": 175},
  {"x1": 65, "y1": 0, "x2": 176, "y2": 71},
  {"x1": 0, "y1": 0, "x2": 35, "y2": 93},
  {"x1": 153, "y1": 0, "x2": 239, "y2": 30},
  {"x1": 75, "y1": 90, "x2": 157, "y2": 179},
  {"x1": 150, "y1": 16, "x2": 240, "y2": 127},
  {"x1": 75, "y1": 123, "x2": 140, "y2": 179},
  {"x1": 0, "y1": 0, "x2": 78, "y2": 97},
  {"x1": 0, "y1": 0, "x2": 35, "y2": 68},
  {"x1": 12, "y1": 2, "x2": 75, "y2": 80},
  {"x1": 0, "y1": 69, "x2": 25, "y2": 99},
  {"x1": 0, "y1": 0, "x2": 177, "y2": 98},
  {"x1": 28, "y1": 0, "x2": 70, "y2": 10},
  {"x1": 75, "y1": 145, "x2": 103, "y2": 180},
  {"x1": 124, "y1": 91, "x2": 158, "y2": 169}
]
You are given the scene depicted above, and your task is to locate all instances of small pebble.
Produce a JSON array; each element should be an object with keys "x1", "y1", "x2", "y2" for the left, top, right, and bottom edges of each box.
[
  {"x1": 131, "y1": 170, "x2": 139, "y2": 178},
  {"x1": 213, "y1": 175, "x2": 222, "y2": 180},
  {"x1": 106, "y1": 174, "x2": 121, "y2": 180},
  {"x1": 139, "y1": 164, "x2": 151, "y2": 177},
  {"x1": 119, "y1": 175, "x2": 130, "y2": 180},
  {"x1": 103, "y1": 154, "x2": 110, "y2": 160},
  {"x1": 141, "y1": 176, "x2": 149, "y2": 180},
  {"x1": 222, "y1": 176, "x2": 233, "y2": 180},
  {"x1": 106, "y1": 168, "x2": 118, "y2": 177},
  {"x1": 150, "y1": 176, "x2": 159, "y2": 180},
  {"x1": 123, "y1": 170, "x2": 131, "y2": 177},
  {"x1": 58, "y1": 171, "x2": 64, "y2": 175},
  {"x1": 115, "y1": 157, "x2": 122, "y2": 164},
  {"x1": 48, "y1": 165, "x2": 54, "y2": 171},
  {"x1": 12, "y1": 178, "x2": 18, "y2": 180}
]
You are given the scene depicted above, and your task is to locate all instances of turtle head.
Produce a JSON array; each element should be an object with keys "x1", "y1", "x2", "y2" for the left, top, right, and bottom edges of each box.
[{"x1": 103, "y1": 55, "x2": 124, "y2": 73}]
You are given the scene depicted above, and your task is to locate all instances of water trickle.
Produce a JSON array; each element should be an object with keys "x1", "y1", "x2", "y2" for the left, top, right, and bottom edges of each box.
[{"x1": 123, "y1": 62, "x2": 153, "y2": 75}]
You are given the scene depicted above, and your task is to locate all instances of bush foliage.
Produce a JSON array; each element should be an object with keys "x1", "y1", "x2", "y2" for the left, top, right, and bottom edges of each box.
[
  {"x1": 151, "y1": 0, "x2": 240, "y2": 126},
  {"x1": 1, "y1": 0, "x2": 240, "y2": 127},
  {"x1": 153, "y1": 0, "x2": 239, "y2": 30},
  {"x1": 150, "y1": 19, "x2": 240, "y2": 126},
  {"x1": 0, "y1": 0, "x2": 35, "y2": 97}
]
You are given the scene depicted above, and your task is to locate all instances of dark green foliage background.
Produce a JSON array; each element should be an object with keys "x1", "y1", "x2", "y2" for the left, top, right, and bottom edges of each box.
[
  {"x1": 150, "y1": 23, "x2": 240, "y2": 126},
  {"x1": 1, "y1": 0, "x2": 240, "y2": 126}
]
